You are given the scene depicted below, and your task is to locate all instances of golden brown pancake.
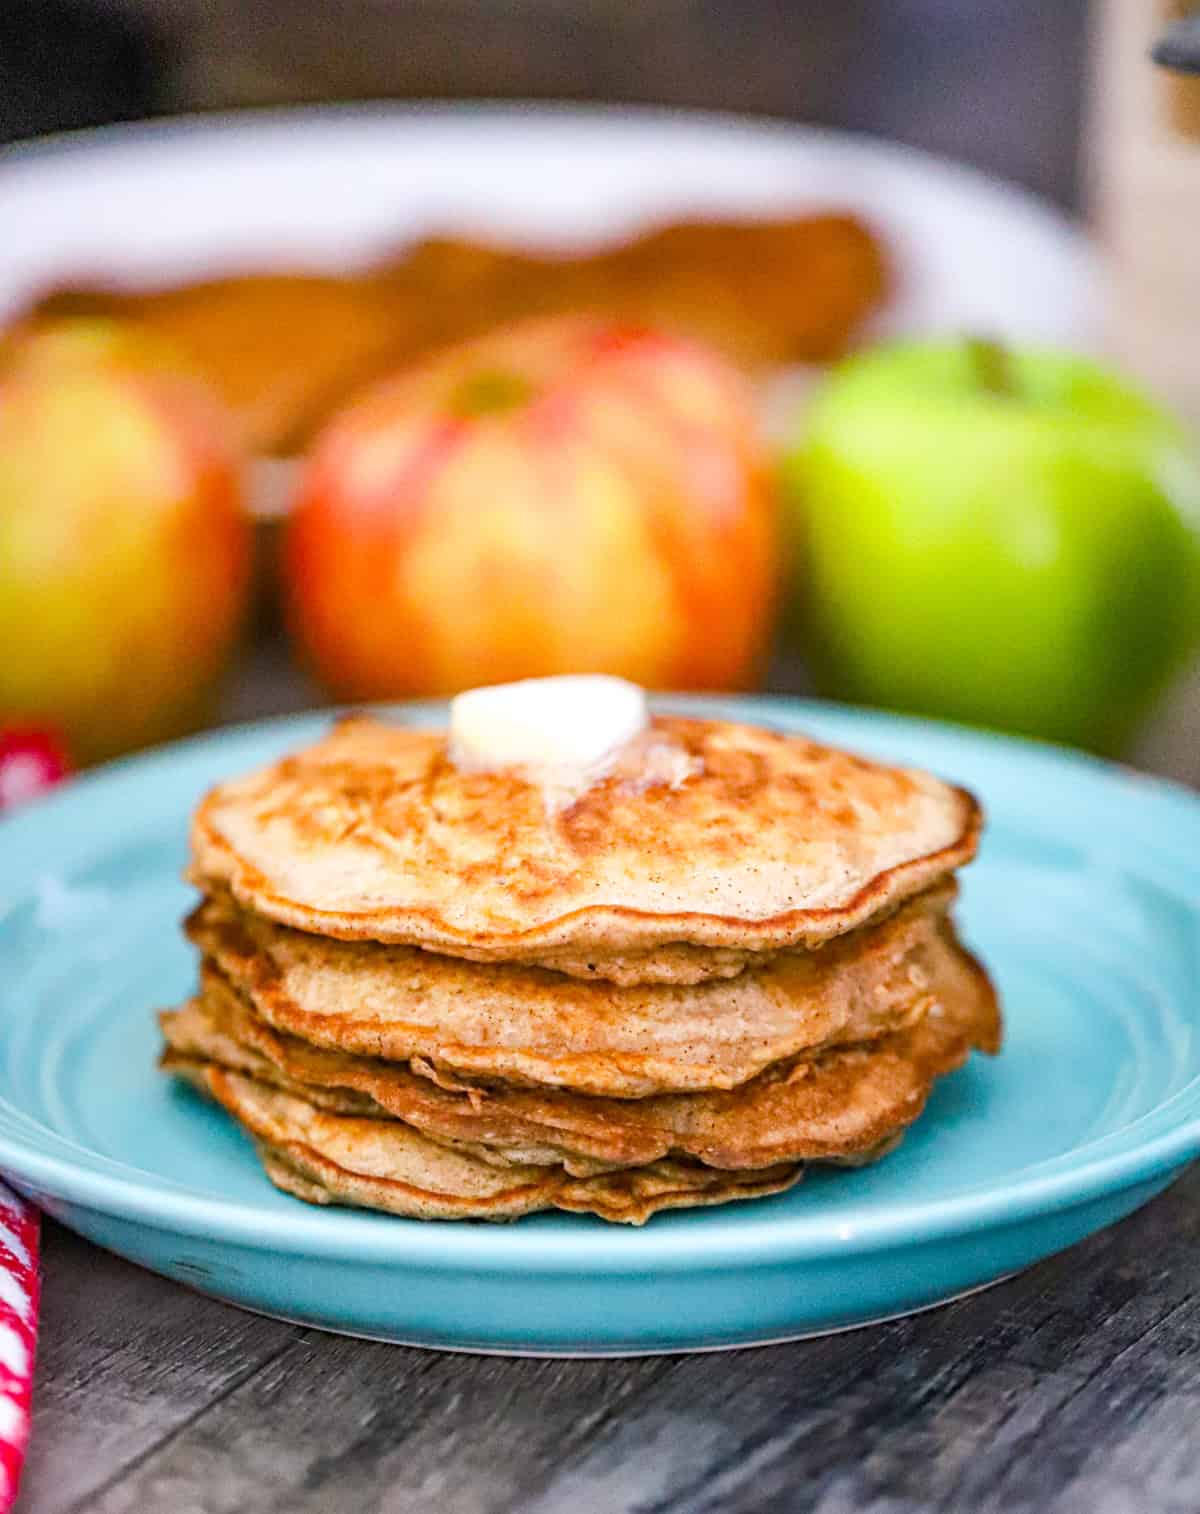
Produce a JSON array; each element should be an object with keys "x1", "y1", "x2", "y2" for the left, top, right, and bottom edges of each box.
[
  {"x1": 20, "y1": 213, "x2": 889, "y2": 456},
  {"x1": 189, "y1": 715, "x2": 980, "y2": 978},
  {"x1": 168, "y1": 1060, "x2": 802, "y2": 1223},
  {"x1": 164, "y1": 694, "x2": 999, "y2": 1226},
  {"x1": 161, "y1": 927, "x2": 997, "y2": 1176},
  {"x1": 162, "y1": 989, "x2": 605, "y2": 1174},
  {"x1": 16, "y1": 274, "x2": 408, "y2": 457},
  {"x1": 184, "y1": 882, "x2": 973, "y2": 1097},
  {"x1": 368, "y1": 215, "x2": 889, "y2": 372}
]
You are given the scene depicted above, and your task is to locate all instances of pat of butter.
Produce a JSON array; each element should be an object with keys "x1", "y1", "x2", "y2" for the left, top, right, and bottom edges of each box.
[{"x1": 449, "y1": 675, "x2": 649, "y2": 783}]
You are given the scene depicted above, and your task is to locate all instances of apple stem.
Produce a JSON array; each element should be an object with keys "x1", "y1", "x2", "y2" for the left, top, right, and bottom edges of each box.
[
  {"x1": 967, "y1": 337, "x2": 1016, "y2": 397},
  {"x1": 451, "y1": 370, "x2": 533, "y2": 417}
]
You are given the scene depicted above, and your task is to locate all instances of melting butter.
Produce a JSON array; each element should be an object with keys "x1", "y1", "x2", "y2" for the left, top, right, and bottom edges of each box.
[
  {"x1": 449, "y1": 675, "x2": 697, "y2": 809},
  {"x1": 450, "y1": 675, "x2": 648, "y2": 783}
]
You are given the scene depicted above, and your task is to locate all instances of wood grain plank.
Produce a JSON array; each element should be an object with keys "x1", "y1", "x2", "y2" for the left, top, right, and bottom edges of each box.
[
  {"x1": 506, "y1": 1170, "x2": 1200, "y2": 1514},
  {"x1": 83, "y1": 1337, "x2": 671, "y2": 1514},
  {"x1": 18, "y1": 1222, "x2": 299, "y2": 1513}
]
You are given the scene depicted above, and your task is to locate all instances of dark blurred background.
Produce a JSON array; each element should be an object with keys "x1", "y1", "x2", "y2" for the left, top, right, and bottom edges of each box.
[{"x1": 0, "y1": 0, "x2": 1087, "y2": 207}]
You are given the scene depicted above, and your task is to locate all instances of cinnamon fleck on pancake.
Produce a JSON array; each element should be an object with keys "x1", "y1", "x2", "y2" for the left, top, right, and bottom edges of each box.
[{"x1": 189, "y1": 715, "x2": 980, "y2": 980}]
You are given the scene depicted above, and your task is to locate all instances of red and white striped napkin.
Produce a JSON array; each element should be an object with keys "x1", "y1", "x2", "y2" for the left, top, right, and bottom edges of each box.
[
  {"x1": 0, "y1": 1186, "x2": 38, "y2": 1512},
  {"x1": 0, "y1": 737, "x2": 58, "y2": 1507}
]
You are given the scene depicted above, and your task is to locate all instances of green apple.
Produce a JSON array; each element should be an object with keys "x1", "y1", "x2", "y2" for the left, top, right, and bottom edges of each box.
[{"x1": 783, "y1": 339, "x2": 1200, "y2": 754}]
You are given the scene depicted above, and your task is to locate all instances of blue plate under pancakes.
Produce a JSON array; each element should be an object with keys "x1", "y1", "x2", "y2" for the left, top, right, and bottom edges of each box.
[{"x1": 1, "y1": 697, "x2": 1198, "y2": 1354}]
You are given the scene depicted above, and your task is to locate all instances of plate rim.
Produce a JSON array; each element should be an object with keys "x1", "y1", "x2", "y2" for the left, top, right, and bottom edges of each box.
[
  {"x1": 0, "y1": 100, "x2": 1094, "y2": 314},
  {"x1": 0, "y1": 97, "x2": 1089, "y2": 226},
  {"x1": 1, "y1": 695, "x2": 1199, "y2": 1273}
]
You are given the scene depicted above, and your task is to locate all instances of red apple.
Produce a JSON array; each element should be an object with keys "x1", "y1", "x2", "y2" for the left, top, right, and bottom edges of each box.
[
  {"x1": 0, "y1": 726, "x2": 71, "y2": 811},
  {"x1": 285, "y1": 317, "x2": 777, "y2": 697},
  {"x1": 0, "y1": 320, "x2": 252, "y2": 763}
]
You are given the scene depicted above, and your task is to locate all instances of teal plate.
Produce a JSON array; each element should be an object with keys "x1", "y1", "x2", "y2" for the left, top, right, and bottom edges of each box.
[{"x1": 2, "y1": 697, "x2": 1199, "y2": 1355}]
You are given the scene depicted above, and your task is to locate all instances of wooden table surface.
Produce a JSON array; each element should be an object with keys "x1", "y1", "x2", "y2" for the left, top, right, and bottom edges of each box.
[
  {"x1": 19, "y1": 1168, "x2": 1200, "y2": 1513},
  {"x1": 11, "y1": 637, "x2": 1200, "y2": 1514}
]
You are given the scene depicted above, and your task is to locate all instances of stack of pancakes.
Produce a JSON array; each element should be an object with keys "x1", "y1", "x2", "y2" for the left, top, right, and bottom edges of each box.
[{"x1": 160, "y1": 714, "x2": 1000, "y2": 1224}]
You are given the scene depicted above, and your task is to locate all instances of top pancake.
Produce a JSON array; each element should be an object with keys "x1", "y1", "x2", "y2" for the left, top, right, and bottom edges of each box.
[{"x1": 190, "y1": 714, "x2": 979, "y2": 977}]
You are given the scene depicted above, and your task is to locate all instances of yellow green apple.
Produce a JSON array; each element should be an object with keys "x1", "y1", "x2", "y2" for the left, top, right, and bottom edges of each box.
[
  {"x1": 784, "y1": 339, "x2": 1200, "y2": 753},
  {"x1": 0, "y1": 320, "x2": 252, "y2": 763}
]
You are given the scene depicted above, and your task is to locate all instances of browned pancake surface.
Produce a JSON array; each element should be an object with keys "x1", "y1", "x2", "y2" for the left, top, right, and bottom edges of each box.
[
  {"x1": 169, "y1": 1061, "x2": 803, "y2": 1224},
  {"x1": 161, "y1": 916, "x2": 999, "y2": 1175},
  {"x1": 20, "y1": 212, "x2": 889, "y2": 456},
  {"x1": 190, "y1": 715, "x2": 979, "y2": 975},
  {"x1": 185, "y1": 883, "x2": 975, "y2": 1096}
]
